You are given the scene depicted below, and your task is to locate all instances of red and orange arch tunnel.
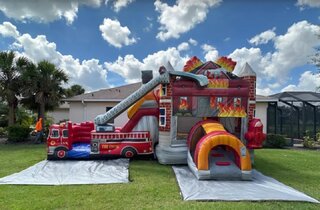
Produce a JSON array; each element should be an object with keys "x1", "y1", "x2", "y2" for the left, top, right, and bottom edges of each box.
[{"x1": 187, "y1": 120, "x2": 251, "y2": 171}]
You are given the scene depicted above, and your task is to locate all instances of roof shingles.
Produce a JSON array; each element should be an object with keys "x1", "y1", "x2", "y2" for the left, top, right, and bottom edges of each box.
[{"x1": 65, "y1": 82, "x2": 141, "y2": 102}]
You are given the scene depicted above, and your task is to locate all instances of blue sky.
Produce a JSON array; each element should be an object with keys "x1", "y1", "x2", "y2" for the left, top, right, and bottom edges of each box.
[{"x1": 0, "y1": 0, "x2": 319, "y2": 95}]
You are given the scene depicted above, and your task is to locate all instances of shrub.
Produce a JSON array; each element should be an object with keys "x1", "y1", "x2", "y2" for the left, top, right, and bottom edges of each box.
[
  {"x1": 303, "y1": 136, "x2": 318, "y2": 149},
  {"x1": 7, "y1": 125, "x2": 32, "y2": 142},
  {"x1": 0, "y1": 127, "x2": 7, "y2": 136},
  {"x1": 264, "y1": 134, "x2": 286, "y2": 148},
  {"x1": 316, "y1": 132, "x2": 320, "y2": 142}
]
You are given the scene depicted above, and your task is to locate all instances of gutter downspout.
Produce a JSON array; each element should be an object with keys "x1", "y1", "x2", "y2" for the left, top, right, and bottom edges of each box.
[{"x1": 81, "y1": 99, "x2": 87, "y2": 121}]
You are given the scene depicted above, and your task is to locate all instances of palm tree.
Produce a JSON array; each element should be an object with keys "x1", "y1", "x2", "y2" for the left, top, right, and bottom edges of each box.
[
  {"x1": 21, "y1": 60, "x2": 68, "y2": 124},
  {"x1": 0, "y1": 51, "x2": 33, "y2": 126}
]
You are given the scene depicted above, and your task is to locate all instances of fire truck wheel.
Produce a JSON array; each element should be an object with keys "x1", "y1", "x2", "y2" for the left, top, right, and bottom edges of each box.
[
  {"x1": 121, "y1": 147, "x2": 137, "y2": 158},
  {"x1": 54, "y1": 147, "x2": 68, "y2": 160}
]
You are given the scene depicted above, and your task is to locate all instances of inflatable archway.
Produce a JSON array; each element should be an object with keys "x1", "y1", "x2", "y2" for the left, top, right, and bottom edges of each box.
[
  {"x1": 194, "y1": 131, "x2": 251, "y2": 171},
  {"x1": 187, "y1": 120, "x2": 252, "y2": 180}
]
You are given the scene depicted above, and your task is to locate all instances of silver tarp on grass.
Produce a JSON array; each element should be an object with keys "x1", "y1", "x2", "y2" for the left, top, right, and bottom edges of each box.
[
  {"x1": 173, "y1": 166, "x2": 319, "y2": 203},
  {"x1": 0, "y1": 159, "x2": 129, "y2": 185}
]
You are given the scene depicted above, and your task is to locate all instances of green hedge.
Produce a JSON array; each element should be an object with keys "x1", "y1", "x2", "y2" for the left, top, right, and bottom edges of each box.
[
  {"x1": 264, "y1": 134, "x2": 286, "y2": 148},
  {"x1": 7, "y1": 125, "x2": 32, "y2": 142}
]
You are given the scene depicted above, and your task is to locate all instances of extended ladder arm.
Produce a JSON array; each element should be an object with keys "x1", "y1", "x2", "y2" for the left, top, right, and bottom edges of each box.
[{"x1": 94, "y1": 71, "x2": 170, "y2": 125}]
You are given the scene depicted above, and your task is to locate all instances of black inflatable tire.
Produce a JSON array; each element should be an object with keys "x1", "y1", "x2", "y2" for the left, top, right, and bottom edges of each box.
[
  {"x1": 54, "y1": 147, "x2": 68, "y2": 160},
  {"x1": 121, "y1": 147, "x2": 137, "y2": 158}
]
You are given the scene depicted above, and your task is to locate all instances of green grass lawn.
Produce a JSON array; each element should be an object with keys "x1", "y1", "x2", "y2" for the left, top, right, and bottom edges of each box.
[{"x1": 0, "y1": 144, "x2": 319, "y2": 210}]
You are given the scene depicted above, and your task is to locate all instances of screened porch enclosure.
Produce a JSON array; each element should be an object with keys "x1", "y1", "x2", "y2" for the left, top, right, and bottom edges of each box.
[{"x1": 266, "y1": 92, "x2": 320, "y2": 140}]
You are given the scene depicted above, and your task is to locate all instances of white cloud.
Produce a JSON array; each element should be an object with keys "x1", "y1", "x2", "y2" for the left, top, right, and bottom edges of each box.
[
  {"x1": 105, "y1": 47, "x2": 189, "y2": 83},
  {"x1": 143, "y1": 17, "x2": 153, "y2": 32},
  {"x1": 105, "y1": 0, "x2": 135, "y2": 12},
  {"x1": 201, "y1": 44, "x2": 219, "y2": 61},
  {"x1": 99, "y1": 18, "x2": 137, "y2": 48},
  {"x1": 296, "y1": 0, "x2": 320, "y2": 8},
  {"x1": 188, "y1": 38, "x2": 198, "y2": 46},
  {"x1": 249, "y1": 28, "x2": 276, "y2": 45},
  {"x1": 0, "y1": 22, "x2": 108, "y2": 91},
  {"x1": 204, "y1": 51, "x2": 219, "y2": 62},
  {"x1": 0, "y1": 22, "x2": 20, "y2": 38},
  {"x1": 232, "y1": 21, "x2": 320, "y2": 80},
  {"x1": 256, "y1": 87, "x2": 274, "y2": 96},
  {"x1": 281, "y1": 71, "x2": 320, "y2": 92},
  {"x1": 231, "y1": 21, "x2": 320, "y2": 94},
  {"x1": 0, "y1": 0, "x2": 101, "y2": 24},
  {"x1": 230, "y1": 47, "x2": 269, "y2": 76},
  {"x1": 177, "y1": 42, "x2": 189, "y2": 51},
  {"x1": 154, "y1": 0, "x2": 222, "y2": 41},
  {"x1": 224, "y1": 37, "x2": 230, "y2": 42},
  {"x1": 265, "y1": 21, "x2": 320, "y2": 78},
  {"x1": 201, "y1": 44, "x2": 214, "y2": 52}
]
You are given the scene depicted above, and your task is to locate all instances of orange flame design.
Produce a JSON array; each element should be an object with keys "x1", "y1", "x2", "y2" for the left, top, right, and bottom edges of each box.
[
  {"x1": 183, "y1": 56, "x2": 203, "y2": 72},
  {"x1": 215, "y1": 56, "x2": 237, "y2": 72},
  {"x1": 179, "y1": 98, "x2": 189, "y2": 110},
  {"x1": 207, "y1": 79, "x2": 229, "y2": 88},
  {"x1": 210, "y1": 97, "x2": 216, "y2": 108},
  {"x1": 217, "y1": 103, "x2": 247, "y2": 117}
]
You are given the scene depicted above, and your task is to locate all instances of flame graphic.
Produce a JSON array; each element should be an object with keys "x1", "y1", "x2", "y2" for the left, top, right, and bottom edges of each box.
[
  {"x1": 179, "y1": 98, "x2": 189, "y2": 110},
  {"x1": 210, "y1": 97, "x2": 216, "y2": 108},
  {"x1": 183, "y1": 56, "x2": 203, "y2": 72},
  {"x1": 217, "y1": 103, "x2": 247, "y2": 117},
  {"x1": 215, "y1": 56, "x2": 237, "y2": 72},
  {"x1": 207, "y1": 79, "x2": 229, "y2": 88}
]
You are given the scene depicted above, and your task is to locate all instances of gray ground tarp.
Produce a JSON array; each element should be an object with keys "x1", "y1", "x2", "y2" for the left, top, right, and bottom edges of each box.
[
  {"x1": 173, "y1": 166, "x2": 319, "y2": 203},
  {"x1": 0, "y1": 159, "x2": 129, "y2": 185}
]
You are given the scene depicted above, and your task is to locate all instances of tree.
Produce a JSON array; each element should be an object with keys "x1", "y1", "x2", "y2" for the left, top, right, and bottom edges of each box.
[
  {"x1": 65, "y1": 84, "x2": 85, "y2": 98},
  {"x1": 312, "y1": 34, "x2": 320, "y2": 91},
  {"x1": 0, "y1": 51, "x2": 33, "y2": 126},
  {"x1": 0, "y1": 100, "x2": 8, "y2": 127},
  {"x1": 21, "y1": 60, "x2": 68, "y2": 123}
]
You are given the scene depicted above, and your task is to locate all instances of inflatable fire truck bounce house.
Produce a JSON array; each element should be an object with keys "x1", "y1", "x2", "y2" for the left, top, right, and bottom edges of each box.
[{"x1": 46, "y1": 56, "x2": 266, "y2": 180}]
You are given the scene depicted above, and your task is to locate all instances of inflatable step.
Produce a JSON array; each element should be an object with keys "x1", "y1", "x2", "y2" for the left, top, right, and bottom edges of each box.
[{"x1": 215, "y1": 161, "x2": 231, "y2": 166}]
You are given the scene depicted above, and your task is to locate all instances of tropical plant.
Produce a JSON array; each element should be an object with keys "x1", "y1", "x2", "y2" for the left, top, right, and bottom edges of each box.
[
  {"x1": 15, "y1": 106, "x2": 35, "y2": 128},
  {"x1": 0, "y1": 51, "x2": 33, "y2": 126},
  {"x1": 65, "y1": 84, "x2": 85, "y2": 98},
  {"x1": 7, "y1": 124, "x2": 32, "y2": 142},
  {"x1": 21, "y1": 60, "x2": 68, "y2": 124},
  {"x1": 0, "y1": 100, "x2": 8, "y2": 127}
]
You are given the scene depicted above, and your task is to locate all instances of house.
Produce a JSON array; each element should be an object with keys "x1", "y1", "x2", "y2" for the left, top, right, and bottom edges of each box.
[
  {"x1": 255, "y1": 95, "x2": 277, "y2": 133},
  {"x1": 48, "y1": 83, "x2": 142, "y2": 126},
  {"x1": 47, "y1": 102, "x2": 69, "y2": 123}
]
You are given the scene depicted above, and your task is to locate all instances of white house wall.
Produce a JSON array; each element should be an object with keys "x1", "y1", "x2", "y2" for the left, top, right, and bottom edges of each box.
[
  {"x1": 255, "y1": 102, "x2": 268, "y2": 133},
  {"x1": 69, "y1": 101, "x2": 129, "y2": 127},
  {"x1": 47, "y1": 109, "x2": 69, "y2": 123}
]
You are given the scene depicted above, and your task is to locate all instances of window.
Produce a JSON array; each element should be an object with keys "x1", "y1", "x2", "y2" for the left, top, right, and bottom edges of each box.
[
  {"x1": 51, "y1": 129, "x2": 59, "y2": 138},
  {"x1": 159, "y1": 108, "x2": 166, "y2": 127},
  {"x1": 234, "y1": 98, "x2": 241, "y2": 107},
  {"x1": 62, "y1": 129, "x2": 68, "y2": 138},
  {"x1": 178, "y1": 96, "x2": 189, "y2": 111},
  {"x1": 216, "y1": 97, "x2": 223, "y2": 103},
  {"x1": 161, "y1": 84, "x2": 167, "y2": 96}
]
